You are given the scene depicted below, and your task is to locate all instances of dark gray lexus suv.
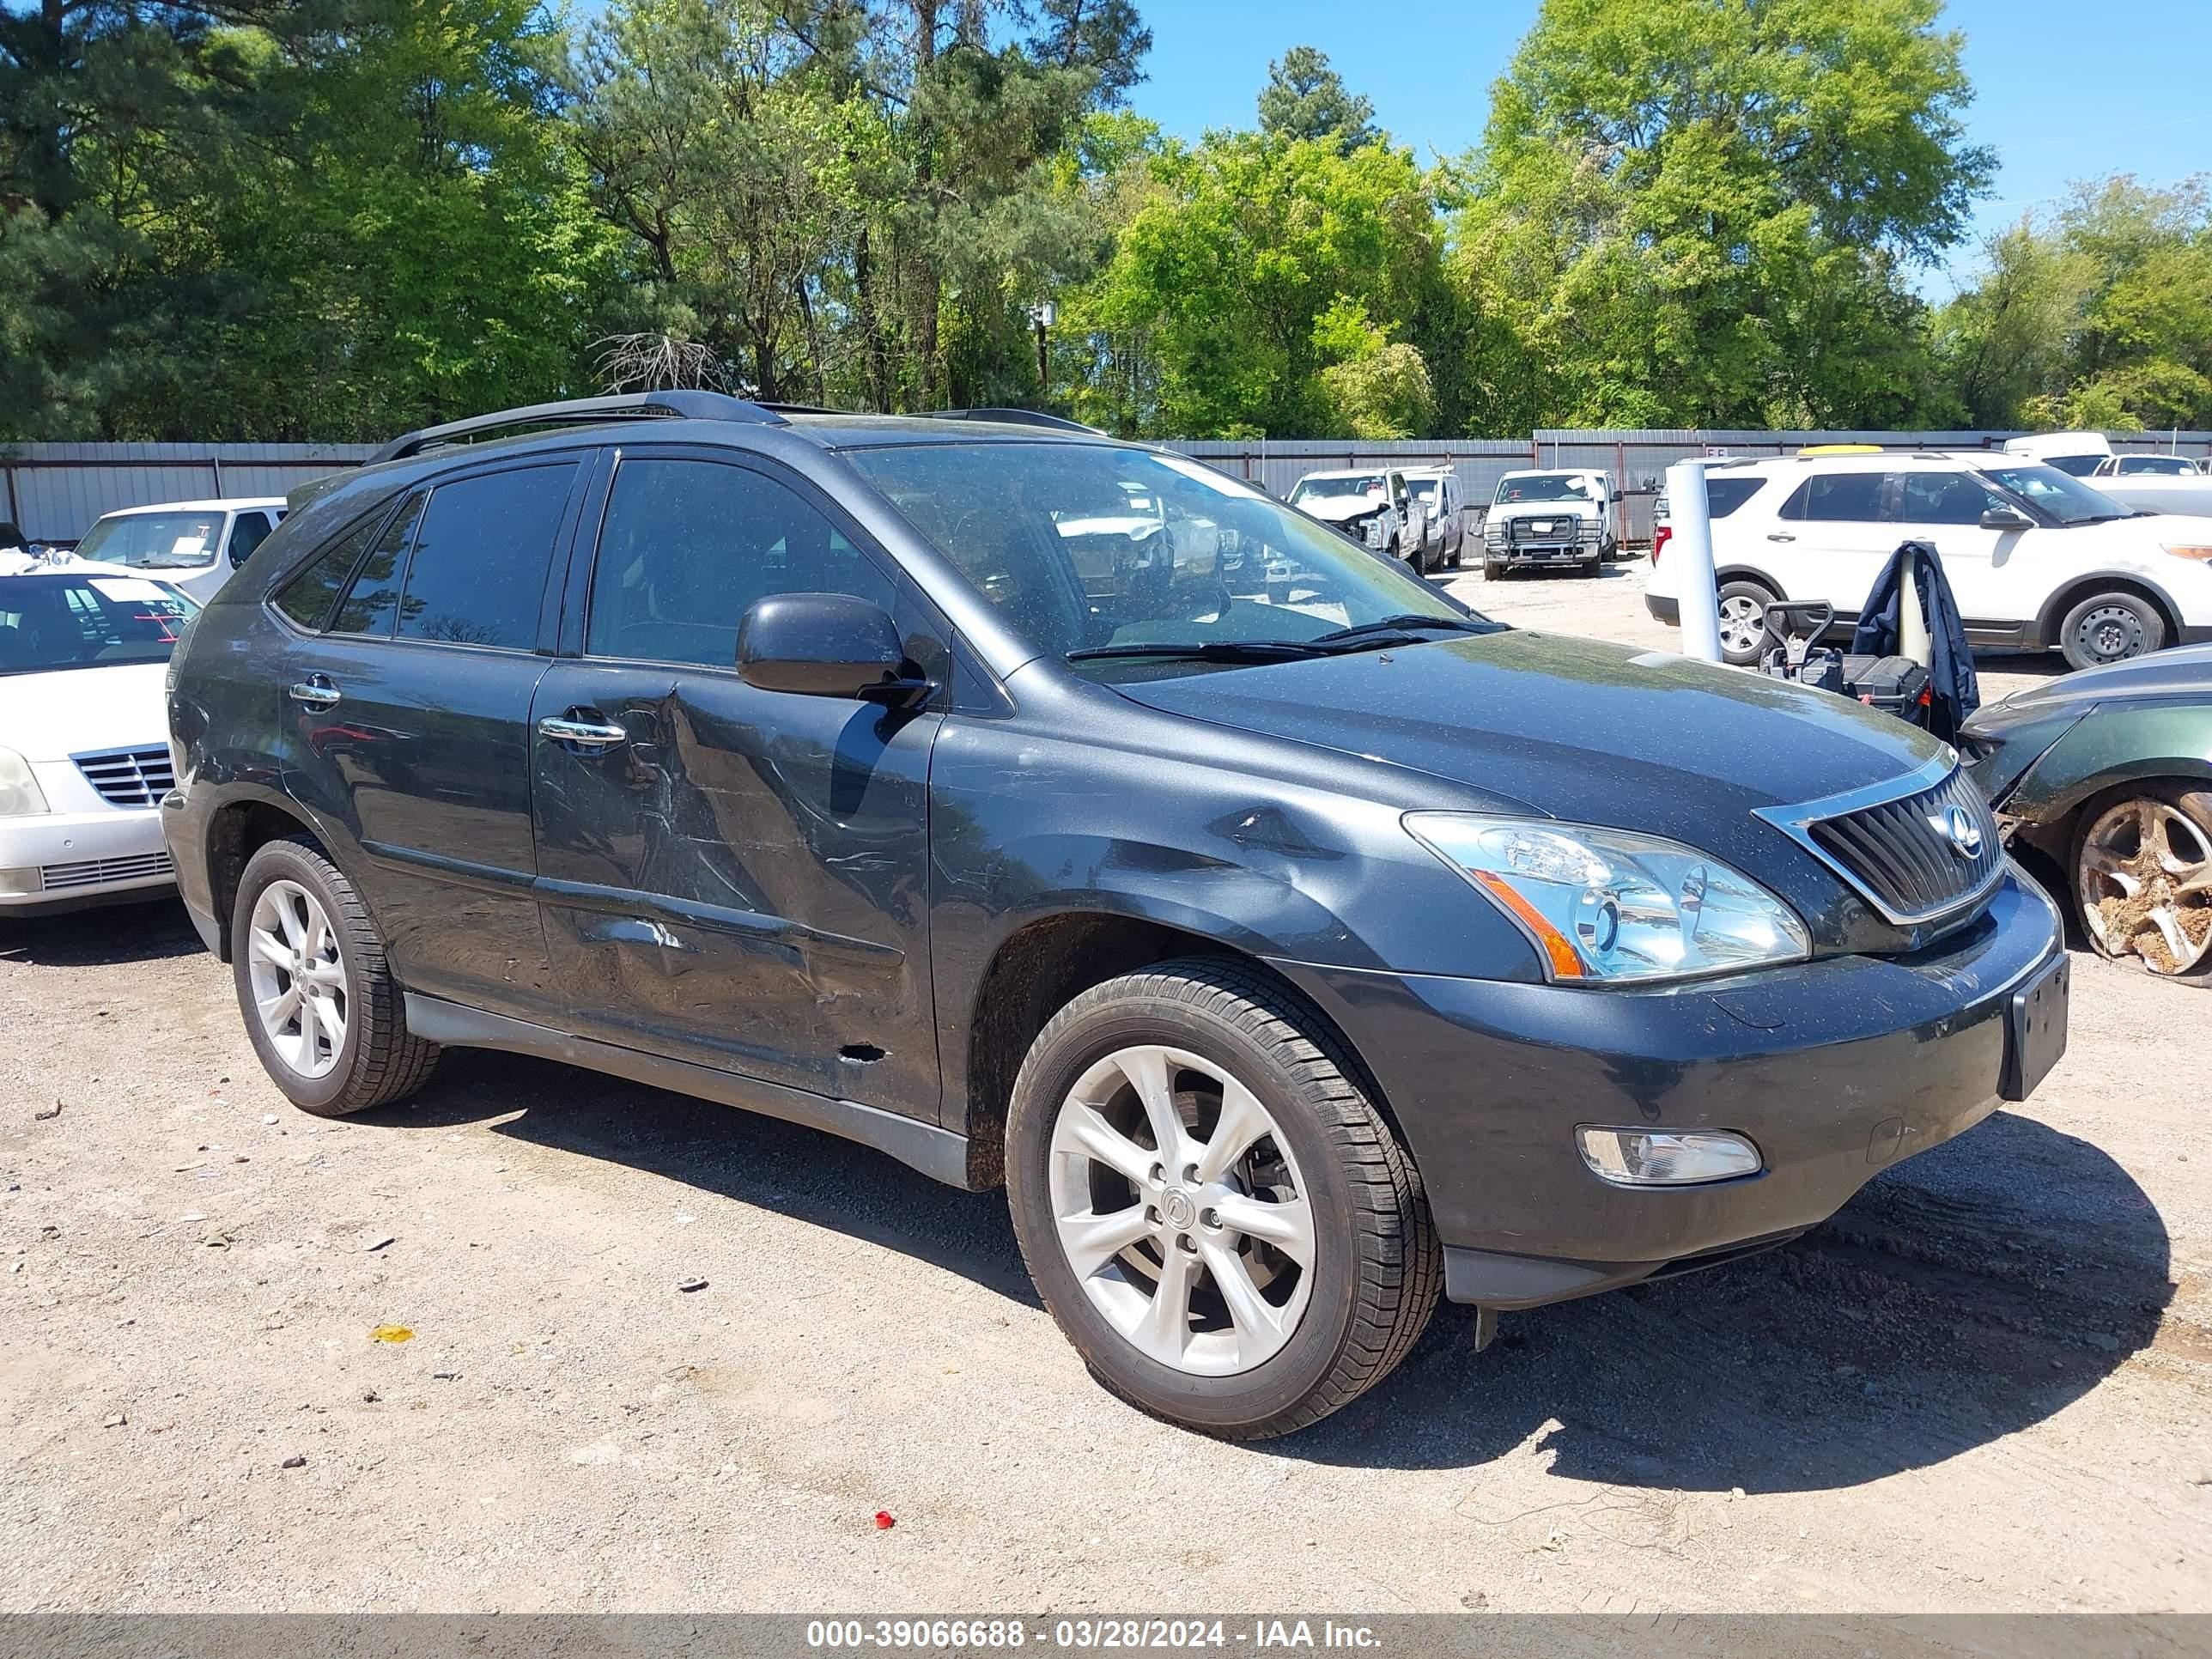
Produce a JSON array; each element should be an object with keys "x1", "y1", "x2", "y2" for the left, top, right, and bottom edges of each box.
[{"x1": 162, "y1": 392, "x2": 2069, "y2": 1438}]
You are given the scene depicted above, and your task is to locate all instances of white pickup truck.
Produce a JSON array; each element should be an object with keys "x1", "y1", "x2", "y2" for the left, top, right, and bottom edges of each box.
[{"x1": 1480, "y1": 468, "x2": 1618, "y2": 579}]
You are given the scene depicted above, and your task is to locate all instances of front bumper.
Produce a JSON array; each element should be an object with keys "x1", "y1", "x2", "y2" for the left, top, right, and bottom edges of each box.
[
  {"x1": 1272, "y1": 871, "x2": 2064, "y2": 1309},
  {"x1": 0, "y1": 805, "x2": 173, "y2": 910},
  {"x1": 1489, "y1": 540, "x2": 1601, "y2": 568}
]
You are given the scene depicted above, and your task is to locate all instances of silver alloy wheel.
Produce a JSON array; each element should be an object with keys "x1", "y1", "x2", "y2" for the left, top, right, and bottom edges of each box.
[
  {"x1": 2071, "y1": 602, "x2": 2148, "y2": 665},
  {"x1": 1717, "y1": 594, "x2": 1767, "y2": 657},
  {"x1": 246, "y1": 879, "x2": 348, "y2": 1079},
  {"x1": 1048, "y1": 1044, "x2": 1316, "y2": 1376},
  {"x1": 2080, "y1": 798, "x2": 2212, "y2": 974}
]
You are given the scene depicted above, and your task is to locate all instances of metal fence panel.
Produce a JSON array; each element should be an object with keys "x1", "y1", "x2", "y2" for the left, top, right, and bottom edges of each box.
[{"x1": 1, "y1": 444, "x2": 374, "y2": 541}]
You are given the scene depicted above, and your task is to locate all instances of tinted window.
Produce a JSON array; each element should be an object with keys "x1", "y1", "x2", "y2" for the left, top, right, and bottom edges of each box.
[
  {"x1": 227, "y1": 511, "x2": 275, "y2": 567},
  {"x1": 272, "y1": 513, "x2": 384, "y2": 631},
  {"x1": 332, "y1": 494, "x2": 424, "y2": 636},
  {"x1": 2043, "y1": 453, "x2": 2106, "y2": 477},
  {"x1": 0, "y1": 574, "x2": 198, "y2": 675},
  {"x1": 398, "y1": 465, "x2": 575, "y2": 648},
  {"x1": 1703, "y1": 477, "x2": 1765, "y2": 518},
  {"x1": 1778, "y1": 471, "x2": 1890, "y2": 522},
  {"x1": 1899, "y1": 471, "x2": 2005, "y2": 526},
  {"x1": 587, "y1": 459, "x2": 892, "y2": 667}
]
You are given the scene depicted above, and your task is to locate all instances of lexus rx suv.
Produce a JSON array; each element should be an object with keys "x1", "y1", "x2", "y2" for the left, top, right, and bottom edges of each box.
[{"x1": 163, "y1": 393, "x2": 2068, "y2": 1438}]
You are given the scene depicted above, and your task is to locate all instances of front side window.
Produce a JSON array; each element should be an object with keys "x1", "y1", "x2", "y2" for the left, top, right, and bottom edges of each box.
[
  {"x1": 586, "y1": 458, "x2": 892, "y2": 667},
  {"x1": 73, "y1": 510, "x2": 227, "y2": 571},
  {"x1": 0, "y1": 573, "x2": 198, "y2": 675},
  {"x1": 845, "y1": 442, "x2": 1472, "y2": 674},
  {"x1": 395, "y1": 465, "x2": 576, "y2": 648},
  {"x1": 1778, "y1": 471, "x2": 1890, "y2": 523},
  {"x1": 1899, "y1": 471, "x2": 2006, "y2": 526},
  {"x1": 226, "y1": 511, "x2": 276, "y2": 567}
]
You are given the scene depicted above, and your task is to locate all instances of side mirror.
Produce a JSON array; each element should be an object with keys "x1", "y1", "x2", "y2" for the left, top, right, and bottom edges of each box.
[
  {"x1": 1979, "y1": 505, "x2": 2034, "y2": 532},
  {"x1": 736, "y1": 592, "x2": 933, "y2": 707}
]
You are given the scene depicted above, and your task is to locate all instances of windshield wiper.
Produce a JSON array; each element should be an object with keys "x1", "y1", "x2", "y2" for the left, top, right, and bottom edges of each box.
[
  {"x1": 1065, "y1": 639, "x2": 1329, "y2": 664},
  {"x1": 1304, "y1": 613, "x2": 1494, "y2": 647}
]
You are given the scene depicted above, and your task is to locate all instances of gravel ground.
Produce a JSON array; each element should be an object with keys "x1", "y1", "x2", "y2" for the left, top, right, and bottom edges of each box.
[{"x1": 2, "y1": 556, "x2": 2207, "y2": 1614}]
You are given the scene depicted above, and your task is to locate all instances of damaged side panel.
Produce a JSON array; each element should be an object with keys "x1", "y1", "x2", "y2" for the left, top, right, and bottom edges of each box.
[{"x1": 528, "y1": 662, "x2": 941, "y2": 1117}]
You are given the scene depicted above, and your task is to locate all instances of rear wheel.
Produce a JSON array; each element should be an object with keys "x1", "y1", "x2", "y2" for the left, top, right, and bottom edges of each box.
[
  {"x1": 231, "y1": 836, "x2": 440, "y2": 1115},
  {"x1": 2058, "y1": 589, "x2": 2164, "y2": 672},
  {"x1": 1717, "y1": 580, "x2": 1779, "y2": 666},
  {"x1": 2073, "y1": 786, "x2": 2212, "y2": 981},
  {"x1": 1005, "y1": 960, "x2": 1441, "y2": 1439}
]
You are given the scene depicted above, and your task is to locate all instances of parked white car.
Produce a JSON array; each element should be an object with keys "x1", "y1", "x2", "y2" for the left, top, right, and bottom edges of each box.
[
  {"x1": 1286, "y1": 469, "x2": 1431, "y2": 572},
  {"x1": 1400, "y1": 467, "x2": 1468, "y2": 569},
  {"x1": 1480, "y1": 468, "x2": 1617, "y2": 578},
  {"x1": 68, "y1": 497, "x2": 286, "y2": 605},
  {"x1": 2084, "y1": 454, "x2": 2212, "y2": 519},
  {"x1": 2094, "y1": 453, "x2": 2204, "y2": 478},
  {"x1": 2002, "y1": 431, "x2": 2112, "y2": 477},
  {"x1": 0, "y1": 563, "x2": 198, "y2": 914},
  {"x1": 1644, "y1": 450, "x2": 2212, "y2": 671}
]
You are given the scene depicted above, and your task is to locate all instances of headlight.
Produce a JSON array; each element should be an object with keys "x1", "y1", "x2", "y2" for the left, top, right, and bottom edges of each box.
[
  {"x1": 0, "y1": 745, "x2": 50, "y2": 818},
  {"x1": 2160, "y1": 544, "x2": 2212, "y2": 562},
  {"x1": 1405, "y1": 814, "x2": 1810, "y2": 984}
]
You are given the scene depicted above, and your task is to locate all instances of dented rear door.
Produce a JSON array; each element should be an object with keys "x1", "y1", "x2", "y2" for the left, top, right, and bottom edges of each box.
[{"x1": 528, "y1": 448, "x2": 944, "y2": 1118}]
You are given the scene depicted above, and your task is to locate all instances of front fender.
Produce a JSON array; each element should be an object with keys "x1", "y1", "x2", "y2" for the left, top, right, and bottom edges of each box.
[{"x1": 2003, "y1": 703, "x2": 2212, "y2": 824}]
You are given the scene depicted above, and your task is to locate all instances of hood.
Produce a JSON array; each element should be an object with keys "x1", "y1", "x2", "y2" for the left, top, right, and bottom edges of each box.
[
  {"x1": 1112, "y1": 629, "x2": 1948, "y2": 908},
  {"x1": 2066, "y1": 509, "x2": 2212, "y2": 547},
  {"x1": 0, "y1": 663, "x2": 172, "y2": 760},
  {"x1": 1297, "y1": 495, "x2": 1389, "y2": 525}
]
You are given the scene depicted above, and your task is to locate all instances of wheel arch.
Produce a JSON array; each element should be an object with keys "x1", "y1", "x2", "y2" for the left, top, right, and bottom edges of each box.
[
  {"x1": 201, "y1": 791, "x2": 341, "y2": 963},
  {"x1": 2034, "y1": 573, "x2": 2185, "y2": 652}
]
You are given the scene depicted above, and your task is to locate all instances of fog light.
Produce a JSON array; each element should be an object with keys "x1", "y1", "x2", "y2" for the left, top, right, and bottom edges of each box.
[
  {"x1": 1577, "y1": 1127, "x2": 1761, "y2": 1186},
  {"x1": 0, "y1": 866, "x2": 41, "y2": 896}
]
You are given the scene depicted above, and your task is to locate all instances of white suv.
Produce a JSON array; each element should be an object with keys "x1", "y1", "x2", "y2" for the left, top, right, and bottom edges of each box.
[
  {"x1": 1644, "y1": 452, "x2": 2212, "y2": 671},
  {"x1": 68, "y1": 497, "x2": 287, "y2": 605}
]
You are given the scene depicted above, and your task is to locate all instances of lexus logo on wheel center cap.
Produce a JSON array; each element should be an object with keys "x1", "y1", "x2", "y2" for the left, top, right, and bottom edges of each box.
[
  {"x1": 1937, "y1": 804, "x2": 1984, "y2": 860},
  {"x1": 1160, "y1": 1188, "x2": 1197, "y2": 1229}
]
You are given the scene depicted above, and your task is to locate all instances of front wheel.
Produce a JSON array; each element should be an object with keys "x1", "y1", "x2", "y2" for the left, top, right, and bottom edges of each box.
[
  {"x1": 1006, "y1": 961, "x2": 1441, "y2": 1439},
  {"x1": 2073, "y1": 786, "x2": 2212, "y2": 981},
  {"x1": 2058, "y1": 590, "x2": 2164, "y2": 672},
  {"x1": 230, "y1": 836, "x2": 440, "y2": 1115},
  {"x1": 1401, "y1": 534, "x2": 1427, "y2": 578},
  {"x1": 1716, "y1": 580, "x2": 1779, "y2": 666}
]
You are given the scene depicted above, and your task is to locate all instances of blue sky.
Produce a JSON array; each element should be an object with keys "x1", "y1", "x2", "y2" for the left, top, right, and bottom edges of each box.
[{"x1": 1133, "y1": 0, "x2": 2212, "y2": 295}]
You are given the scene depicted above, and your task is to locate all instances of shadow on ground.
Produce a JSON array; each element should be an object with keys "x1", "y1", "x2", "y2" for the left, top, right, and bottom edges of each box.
[
  {"x1": 0, "y1": 896, "x2": 203, "y2": 967},
  {"x1": 367, "y1": 1052, "x2": 2169, "y2": 1492}
]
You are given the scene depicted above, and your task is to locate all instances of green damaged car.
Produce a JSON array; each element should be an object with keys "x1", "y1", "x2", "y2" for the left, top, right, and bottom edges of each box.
[{"x1": 1965, "y1": 645, "x2": 2212, "y2": 982}]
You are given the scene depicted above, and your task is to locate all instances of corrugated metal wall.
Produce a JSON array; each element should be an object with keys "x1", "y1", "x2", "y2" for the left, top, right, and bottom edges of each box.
[
  {"x1": 1, "y1": 443, "x2": 374, "y2": 542},
  {"x1": 8, "y1": 429, "x2": 2209, "y2": 545}
]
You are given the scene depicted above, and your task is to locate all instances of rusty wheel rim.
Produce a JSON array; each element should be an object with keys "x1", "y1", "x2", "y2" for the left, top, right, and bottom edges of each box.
[{"x1": 2078, "y1": 798, "x2": 2212, "y2": 975}]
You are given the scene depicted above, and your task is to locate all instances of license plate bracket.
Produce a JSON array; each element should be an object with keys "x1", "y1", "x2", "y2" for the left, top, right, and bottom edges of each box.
[{"x1": 2000, "y1": 952, "x2": 2069, "y2": 1102}]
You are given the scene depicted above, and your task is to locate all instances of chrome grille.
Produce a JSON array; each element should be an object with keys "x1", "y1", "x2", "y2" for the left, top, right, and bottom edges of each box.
[
  {"x1": 72, "y1": 746, "x2": 174, "y2": 807},
  {"x1": 39, "y1": 851, "x2": 174, "y2": 891},
  {"x1": 1757, "y1": 759, "x2": 2004, "y2": 927}
]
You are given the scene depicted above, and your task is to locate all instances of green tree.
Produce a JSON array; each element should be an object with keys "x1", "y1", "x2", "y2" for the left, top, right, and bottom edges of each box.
[
  {"x1": 1453, "y1": 0, "x2": 1990, "y2": 429},
  {"x1": 1255, "y1": 45, "x2": 1376, "y2": 155}
]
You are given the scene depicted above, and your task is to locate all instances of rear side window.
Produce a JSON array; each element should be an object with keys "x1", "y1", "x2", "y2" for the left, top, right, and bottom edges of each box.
[
  {"x1": 586, "y1": 458, "x2": 892, "y2": 668},
  {"x1": 332, "y1": 494, "x2": 425, "y2": 636},
  {"x1": 271, "y1": 513, "x2": 384, "y2": 631},
  {"x1": 397, "y1": 464, "x2": 576, "y2": 649},
  {"x1": 1778, "y1": 471, "x2": 1890, "y2": 523},
  {"x1": 1703, "y1": 477, "x2": 1765, "y2": 518}
]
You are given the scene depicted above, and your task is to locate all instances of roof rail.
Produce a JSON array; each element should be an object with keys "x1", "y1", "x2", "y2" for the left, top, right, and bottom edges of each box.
[
  {"x1": 928, "y1": 407, "x2": 1104, "y2": 434},
  {"x1": 370, "y1": 391, "x2": 787, "y2": 465}
]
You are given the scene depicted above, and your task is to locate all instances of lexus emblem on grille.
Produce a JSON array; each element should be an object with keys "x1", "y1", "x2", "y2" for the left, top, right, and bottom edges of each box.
[{"x1": 1936, "y1": 804, "x2": 1984, "y2": 860}]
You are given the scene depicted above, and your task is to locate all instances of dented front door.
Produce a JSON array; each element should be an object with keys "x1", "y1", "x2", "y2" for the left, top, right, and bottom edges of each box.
[{"x1": 526, "y1": 449, "x2": 942, "y2": 1118}]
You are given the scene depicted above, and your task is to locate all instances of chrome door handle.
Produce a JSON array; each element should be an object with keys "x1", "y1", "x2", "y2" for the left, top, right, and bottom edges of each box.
[
  {"x1": 1767, "y1": 532, "x2": 1796, "y2": 542},
  {"x1": 289, "y1": 678, "x2": 340, "y2": 708},
  {"x1": 538, "y1": 714, "x2": 628, "y2": 749}
]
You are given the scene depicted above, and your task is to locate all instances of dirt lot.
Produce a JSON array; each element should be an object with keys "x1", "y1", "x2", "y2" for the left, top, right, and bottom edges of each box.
[{"x1": 3, "y1": 557, "x2": 2209, "y2": 1614}]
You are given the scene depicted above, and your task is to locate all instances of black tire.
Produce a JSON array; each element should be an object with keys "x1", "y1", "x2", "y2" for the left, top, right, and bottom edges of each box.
[
  {"x1": 1483, "y1": 560, "x2": 1504, "y2": 581},
  {"x1": 1401, "y1": 532, "x2": 1426, "y2": 578},
  {"x1": 230, "y1": 835, "x2": 440, "y2": 1116},
  {"x1": 1447, "y1": 535, "x2": 1462, "y2": 570},
  {"x1": 1716, "y1": 579, "x2": 1780, "y2": 666},
  {"x1": 1005, "y1": 959, "x2": 1442, "y2": 1440},
  {"x1": 2058, "y1": 589, "x2": 2165, "y2": 672}
]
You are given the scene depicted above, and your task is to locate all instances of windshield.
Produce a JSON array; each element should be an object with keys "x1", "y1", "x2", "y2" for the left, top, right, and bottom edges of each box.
[
  {"x1": 1980, "y1": 464, "x2": 2132, "y2": 526},
  {"x1": 845, "y1": 444, "x2": 1475, "y2": 675},
  {"x1": 0, "y1": 573, "x2": 199, "y2": 675},
  {"x1": 1290, "y1": 475, "x2": 1386, "y2": 502},
  {"x1": 1495, "y1": 474, "x2": 1591, "y2": 505},
  {"x1": 71, "y1": 509, "x2": 228, "y2": 571}
]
